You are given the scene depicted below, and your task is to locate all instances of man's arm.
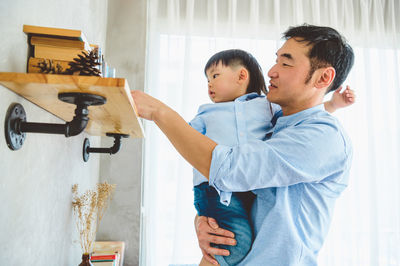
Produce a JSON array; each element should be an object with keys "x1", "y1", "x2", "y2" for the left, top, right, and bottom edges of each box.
[
  {"x1": 208, "y1": 115, "x2": 351, "y2": 193},
  {"x1": 132, "y1": 90, "x2": 350, "y2": 191},
  {"x1": 131, "y1": 90, "x2": 216, "y2": 178},
  {"x1": 132, "y1": 90, "x2": 238, "y2": 264}
]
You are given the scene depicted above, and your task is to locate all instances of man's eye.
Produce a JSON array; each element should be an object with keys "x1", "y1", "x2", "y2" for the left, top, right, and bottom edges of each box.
[
  {"x1": 283, "y1": 63, "x2": 291, "y2": 67},
  {"x1": 213, "y1": 74, "x2": 219, "y2": 79}
]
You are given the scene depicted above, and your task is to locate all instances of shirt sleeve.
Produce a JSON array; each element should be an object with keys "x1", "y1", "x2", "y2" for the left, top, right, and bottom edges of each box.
[
  {"x1": 189, "y1": 114, "x2": 206, "y2": 134},
  {"x1": 209, "y1": 117, "x2": 352, "y2": 194},
  {"x1": 189, "y1": 110, "x2": 234, "y2": 206}
]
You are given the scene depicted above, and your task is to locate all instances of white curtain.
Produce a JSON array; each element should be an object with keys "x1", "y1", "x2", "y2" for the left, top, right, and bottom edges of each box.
[{"x1": 142, "y1": 1, "x2": 400, "y2": 265}]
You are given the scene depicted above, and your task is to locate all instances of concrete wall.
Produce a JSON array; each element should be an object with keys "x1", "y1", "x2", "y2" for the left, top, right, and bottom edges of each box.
[
  {"x1": 0, "y1": 1, "x2": 108, "y2": 265},
  {"x1": 97, "y1": 1, "x2": 147, "y2": 266}
]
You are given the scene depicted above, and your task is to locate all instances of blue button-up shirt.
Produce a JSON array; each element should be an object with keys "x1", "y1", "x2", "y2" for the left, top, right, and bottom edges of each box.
[
  {"x1": 189, "y1": 93, "x2": 279, "y2": 203},
  {"x1": 209, "y1": 104, "x2": 352, "y2": 265}
]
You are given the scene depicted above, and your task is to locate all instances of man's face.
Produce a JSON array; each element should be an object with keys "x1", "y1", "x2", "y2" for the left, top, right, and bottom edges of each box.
[{"x1": 267, "y1": 38, "x2": 315, "y2": 111}]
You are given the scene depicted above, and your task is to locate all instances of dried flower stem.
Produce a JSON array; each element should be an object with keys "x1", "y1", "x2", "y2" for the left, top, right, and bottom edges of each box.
[{"x1": 72, "y1": 182, "x2": 116, "y2": 254}]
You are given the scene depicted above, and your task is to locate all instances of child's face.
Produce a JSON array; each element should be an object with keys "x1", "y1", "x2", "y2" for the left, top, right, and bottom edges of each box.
[{"x1": 205, "y1": 62, "x2": 247, "y2": 103}]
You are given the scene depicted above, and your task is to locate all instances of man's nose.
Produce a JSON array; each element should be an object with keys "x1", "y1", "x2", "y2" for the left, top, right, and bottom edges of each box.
[{"x1": 268, "y1": 65, "x2": 278, "y2": 78}]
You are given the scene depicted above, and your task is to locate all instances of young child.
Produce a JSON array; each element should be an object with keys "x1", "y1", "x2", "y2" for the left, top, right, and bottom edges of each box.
[{"x1": 189, "y1": 49, "x2": 355, "y2": 266}]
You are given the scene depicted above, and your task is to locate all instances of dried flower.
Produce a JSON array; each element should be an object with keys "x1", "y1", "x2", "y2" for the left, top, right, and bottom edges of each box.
[{"x1": 72, "y1": 181, "x2": 116, "y2": 254}]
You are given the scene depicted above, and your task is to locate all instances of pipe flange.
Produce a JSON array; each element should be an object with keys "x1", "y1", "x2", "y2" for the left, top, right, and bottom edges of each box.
[
  {"x1": 58, "y1": 92, "x2": 106, "y2": 106},
  {"x1": 82, "y1": 138, "x2": 90, "y2": 162},
  {"x1": 4, "y1": 103, "x2": 26, "y2": 150}
]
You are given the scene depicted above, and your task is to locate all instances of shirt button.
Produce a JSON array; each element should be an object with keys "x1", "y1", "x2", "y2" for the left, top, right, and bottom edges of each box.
[{"x1": 240, "y1": 132, "x2": 244, "y2": 136}]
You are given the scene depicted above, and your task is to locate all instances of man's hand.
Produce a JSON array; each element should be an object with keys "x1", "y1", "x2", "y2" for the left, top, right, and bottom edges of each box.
[
  {"x1": 195, "y1": 215, "x2": 236, "y2": 265},
  {"x1": 130, "y1": 90, "x2": 167, "y2": 121}
]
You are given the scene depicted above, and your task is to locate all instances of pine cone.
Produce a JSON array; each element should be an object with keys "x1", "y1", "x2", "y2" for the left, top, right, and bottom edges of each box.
[{"x1": 64, "y1": 50, "x2": 101, "y2": 76}]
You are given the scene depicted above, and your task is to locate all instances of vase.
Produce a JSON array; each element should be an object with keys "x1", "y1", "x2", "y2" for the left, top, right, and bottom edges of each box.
[{"x1": 79, "y1": 253, "x2": 93, "y2": 266}]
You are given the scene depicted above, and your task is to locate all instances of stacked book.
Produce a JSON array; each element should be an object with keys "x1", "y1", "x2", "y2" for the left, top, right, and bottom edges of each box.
[
  {"x1": 91, "y1": 241, "x2": 125, "y2": 266},
  {"x1": 23, "y1": 24, "x2": 102, "y2": 75},
  {"x1": 91, "y1": 253, "x2": 120, "y2": 266}
]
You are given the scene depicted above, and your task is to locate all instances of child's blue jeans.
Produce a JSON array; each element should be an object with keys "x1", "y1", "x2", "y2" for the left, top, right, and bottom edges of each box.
[{"x1": 193, "y1": 182, "x2": 255, "y2": 266}]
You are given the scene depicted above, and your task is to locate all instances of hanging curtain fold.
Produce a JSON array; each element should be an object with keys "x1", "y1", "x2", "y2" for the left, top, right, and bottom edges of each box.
[{"x1": 142, "y1": 1, "x2": 400, "y2": 265}]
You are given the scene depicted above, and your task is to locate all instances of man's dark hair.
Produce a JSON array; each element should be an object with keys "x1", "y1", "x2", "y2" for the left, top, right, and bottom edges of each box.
[
  {"x1": 204, "y1": 49, "x2": 267, "y2": 95},
  {"x1": 283, "y1": 24, "x2": 354, "y2": 93}
]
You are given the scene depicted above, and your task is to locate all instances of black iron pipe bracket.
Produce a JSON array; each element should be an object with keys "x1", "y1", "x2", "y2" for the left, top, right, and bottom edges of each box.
[
  {"x1": 83, "y1": 132, "x2": 130, "y2": 162},
  {"x1": 4, "y1": 92, "x2": 106, "y2": 150}
]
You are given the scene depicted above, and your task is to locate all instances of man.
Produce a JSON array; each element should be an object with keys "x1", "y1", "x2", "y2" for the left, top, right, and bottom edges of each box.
[{"x1": 132, "y1": 24, "x2": 354, "y2": 265}]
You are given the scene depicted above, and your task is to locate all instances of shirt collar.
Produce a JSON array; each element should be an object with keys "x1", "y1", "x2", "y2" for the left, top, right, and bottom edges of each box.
[
  {"x1": 275, "y1": 104, "x2": 325, "y2": 127},
  {"x1": 235, "y1": 92, "x2": 263, "y2": 102},
  {"x1": 264, "y1": 104, "x2": 325, "y2": 140}
]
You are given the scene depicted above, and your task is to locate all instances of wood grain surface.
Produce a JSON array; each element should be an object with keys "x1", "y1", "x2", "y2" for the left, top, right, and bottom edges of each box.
[{"x1": 0, "y1": 72, "x2": 144, "y2": 138}]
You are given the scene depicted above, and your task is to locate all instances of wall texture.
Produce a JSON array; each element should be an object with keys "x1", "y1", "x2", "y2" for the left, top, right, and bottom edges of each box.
[
  {"x1": 97, "y1": 1, "x2": 147, "y2": 265},
  {"x1": 0, "y1": 0, "x2": 108, "y2": 265}
]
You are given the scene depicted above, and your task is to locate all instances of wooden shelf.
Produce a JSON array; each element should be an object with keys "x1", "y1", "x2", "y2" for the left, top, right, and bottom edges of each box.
[{"x1": 0, "y1": 72, "x2": 144, "y2": 138}]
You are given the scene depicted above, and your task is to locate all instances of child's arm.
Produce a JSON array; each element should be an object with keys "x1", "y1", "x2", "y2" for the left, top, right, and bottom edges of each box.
[{"x1": 324, "y1": 85, "x2": 355, "y2": 113}]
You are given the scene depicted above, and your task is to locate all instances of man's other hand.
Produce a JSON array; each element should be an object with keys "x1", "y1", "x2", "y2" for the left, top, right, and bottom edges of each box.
[{"x1": 195, "y1": 215, "x2": 236, "y2": 265}]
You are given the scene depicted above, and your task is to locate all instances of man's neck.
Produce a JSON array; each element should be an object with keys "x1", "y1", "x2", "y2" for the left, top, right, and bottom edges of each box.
[{"x1": 280, "y1": 98, "x2": 323, "y2": 116}]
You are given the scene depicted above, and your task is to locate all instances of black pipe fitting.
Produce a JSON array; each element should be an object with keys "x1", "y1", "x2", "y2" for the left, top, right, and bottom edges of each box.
[
  {"x1": 4, "y1": 92, "x2": 106, "y2": 150},
  {"x1": 82, "y1": 133, "x2": 129, "y2": 162}
]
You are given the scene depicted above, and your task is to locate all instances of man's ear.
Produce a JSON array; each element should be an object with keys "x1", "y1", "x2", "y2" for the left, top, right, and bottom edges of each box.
[
  {"x1": 238, "y1": 67, "x2": 249, "y2": 84},
  {"x1": 315, "y1": 67, "x2": 335, "y2": 90}
]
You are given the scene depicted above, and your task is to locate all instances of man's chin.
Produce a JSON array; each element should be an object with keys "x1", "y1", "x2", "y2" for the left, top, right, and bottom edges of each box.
[{"x1": 266, "y1": 93, "x2": 276, "y2": 103}]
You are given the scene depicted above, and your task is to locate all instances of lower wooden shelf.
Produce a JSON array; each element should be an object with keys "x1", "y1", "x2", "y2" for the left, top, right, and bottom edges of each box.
[{"x1": 0, "y1": 72, "x2": 144, "y2": 138}]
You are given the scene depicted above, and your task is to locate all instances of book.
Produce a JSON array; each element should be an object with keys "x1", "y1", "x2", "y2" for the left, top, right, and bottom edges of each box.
[
  {"x1": 91, "y1": 262, "x2": 115, "y2": 266},
  {"x1": 90, "y1": 44, "x2": 99, "y2": 50},
  {"x1": 23, "y1": 25, "x2": 106, "y2": 76},
  {"x1": 23, "y1": 24, "x2": 89, "y2": 43},
  {"x1": 91, "y1": 253, "x2": 119, "y2": 266},
  {"x1": 28, "y1": 57, "x2": 71, "y2": 73},
  {"x1": 91, "y1": 254, "x2": 118, "y2": 260},
  {"x1": 34, "y1": 45, "x2": 86, "y2": 61},
  {"x1": 30, "y1": 35, "x2": 90, "y2": 51},
  {"x1": 92, "y1": 241, "x2": 125, "y2": 266}
]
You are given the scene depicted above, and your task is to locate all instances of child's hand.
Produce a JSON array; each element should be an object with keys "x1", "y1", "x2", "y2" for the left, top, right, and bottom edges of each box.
[{"x1": 330, "y1": 85, "x2": 356, "y2": 109}]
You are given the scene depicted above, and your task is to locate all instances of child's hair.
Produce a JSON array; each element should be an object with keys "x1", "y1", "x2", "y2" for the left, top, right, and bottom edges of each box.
[{"x1": 204, "y1": 49, "x2": 267, "y2": 95}]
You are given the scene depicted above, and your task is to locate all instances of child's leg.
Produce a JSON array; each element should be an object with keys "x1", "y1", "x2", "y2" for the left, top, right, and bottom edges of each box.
[
  {"x1": 194, "y1": 183, "x2": 255, "y2": 266},
  {"x1": 211, "y1": 192, "x2": 254, "y2": 266}
]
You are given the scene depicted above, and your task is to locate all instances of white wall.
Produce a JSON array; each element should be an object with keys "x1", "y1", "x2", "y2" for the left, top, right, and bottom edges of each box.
[
  {"x1": 0, "y1": 1, "x2": 108, "y2": 265},
  {"x1": 97, "y1": 1, "x2": 147, "y2": 266}
]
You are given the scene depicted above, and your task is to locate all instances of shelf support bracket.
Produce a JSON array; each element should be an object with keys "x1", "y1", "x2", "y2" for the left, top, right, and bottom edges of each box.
[
  {"x1": 4, "y1": 92, "x2": 106, "y2": 150},
  {"x1": 83, "y1": 133, "x2": 129, "y2": 162}
]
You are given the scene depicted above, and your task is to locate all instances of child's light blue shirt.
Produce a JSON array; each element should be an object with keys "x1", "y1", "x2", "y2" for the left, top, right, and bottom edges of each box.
[
  {"x1": 209, "y1": 104, "x2": 353, "y2": 265},
  {"x1": 189, "y1": 93, "x2": 278, "y2": 204}
]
